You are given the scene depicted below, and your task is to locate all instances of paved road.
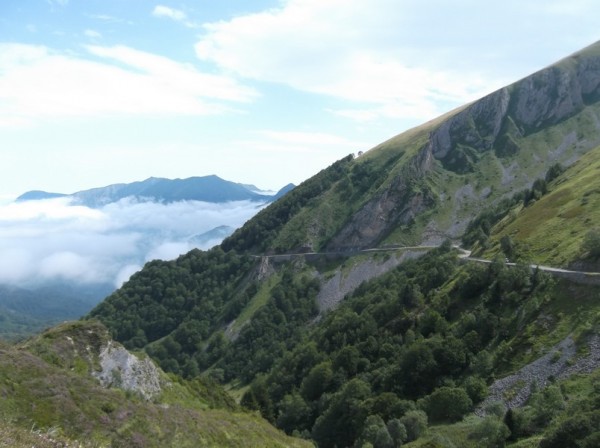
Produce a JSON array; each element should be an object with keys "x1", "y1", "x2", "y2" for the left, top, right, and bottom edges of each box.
[
  {"x1": 253, "y1": 245, "x2": 600, "y2": 278},
  {"x1": 463, "y1": 256, "x2": 600, "y2": 277}
]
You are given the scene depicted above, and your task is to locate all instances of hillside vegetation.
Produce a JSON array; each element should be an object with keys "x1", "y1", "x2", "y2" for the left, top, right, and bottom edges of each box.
[
  {"x1": 84, "y1": 41, "x2": 600, "y2": 447},
  {"x1": 220, "y1": 41, "x2": 600, "y2": 253},
  {"x1": 474, "y1": 144, "x2": 600, "y2": 268},
  {"x1": 91, "y1": 240, "x2": 600, "y2": 446},
  {"x1": 0, "y1": 40, "x2": 591, "y2": 448},
  {"x1": 0, "y1": 320, "x2": 311, "y2": 447}
]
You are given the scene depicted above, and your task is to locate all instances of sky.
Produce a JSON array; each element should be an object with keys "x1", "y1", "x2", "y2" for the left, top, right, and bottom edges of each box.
[{"x1": 1, "y1": 0, "x2": 599, "y2": 198}]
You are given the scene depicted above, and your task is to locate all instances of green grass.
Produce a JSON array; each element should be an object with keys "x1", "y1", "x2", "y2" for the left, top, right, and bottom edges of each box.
[
  {"x1": 403, "y1": 415, "x2": 501, "y2": 448},
  {"x1": 424, "y1": 100, "x2": 600, "y2": 248},
  {"x1": 484, "y1": 145, "x2": 600, "y2": 267}
]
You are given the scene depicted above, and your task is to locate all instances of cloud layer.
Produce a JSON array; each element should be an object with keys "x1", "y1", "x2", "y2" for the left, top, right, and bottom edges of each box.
[
  {"x1": 0, "y1": 43, "x2": 257, "y2": 127},
  {"x1": 0, "y1": 197, "x2": 265, "y2": 287}
]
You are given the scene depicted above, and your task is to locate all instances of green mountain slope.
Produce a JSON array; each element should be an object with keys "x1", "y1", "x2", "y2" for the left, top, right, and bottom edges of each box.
[
  {"x1": 91, "y1": 244, "x2": 600, "y2": 447},
  {"x1": 222, "y1": 41, "x2": 600, "y2": 253},
  {"x1": 472, "y1": 144, "x2": 600, "y2": 267},
  {"x1": 0, "y1": 320, "x2": 311, "y2": 448},
  {"x1": 85, "y1": 41, "x2": 600, "y2": 447}
]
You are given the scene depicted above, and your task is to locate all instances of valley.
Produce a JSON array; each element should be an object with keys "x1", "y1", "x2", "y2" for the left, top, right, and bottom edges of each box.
[{"x1": 0, "y1": 175, "x2": 290, "y2": 341}]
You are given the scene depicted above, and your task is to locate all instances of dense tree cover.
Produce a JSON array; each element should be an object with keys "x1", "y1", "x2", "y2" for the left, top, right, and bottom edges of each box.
[
  {"x1": 239, "y1": 244, "x2": 556, "y2": 447},
  {"x1": 89, "y1": 247, "x2": 257, "y2": 374},
  {"x1": 90, "y1": 248, "x2": 320, "y2": 381},
  {"x1": 89, "y1": 205, "x2": 595, "y2": 447},
  {"x1": 90, "y1": 235, "x2": 599, "y2": 447},
  {"x1": 539, "y1": 410, "x2": 600, "y2": 448},
  {"x1": 504, "y1": 381, "x2": 600, "y2": 447},
  {"x1": 214, "y1": 271, "x2": 320, "y2": 383}
]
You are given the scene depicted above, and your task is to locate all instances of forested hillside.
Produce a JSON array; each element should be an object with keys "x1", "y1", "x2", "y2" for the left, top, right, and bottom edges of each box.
[{"x1": 85, "y1": 42, "x2": 600, "y2": 447}]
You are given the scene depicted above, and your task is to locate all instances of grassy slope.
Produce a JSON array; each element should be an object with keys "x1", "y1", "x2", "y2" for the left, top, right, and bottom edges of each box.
[
  {"x1": 0, "y1": 321, "x2": 312, "y2": 448},
  {"x1": 483, "y1": 145, "x2": 600, "y2": 267}
]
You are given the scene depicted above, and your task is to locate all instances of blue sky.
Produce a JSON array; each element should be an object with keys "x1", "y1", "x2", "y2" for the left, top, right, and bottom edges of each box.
[{"x1": 1, "y1": 0, "x2": 599, "y2": 198}]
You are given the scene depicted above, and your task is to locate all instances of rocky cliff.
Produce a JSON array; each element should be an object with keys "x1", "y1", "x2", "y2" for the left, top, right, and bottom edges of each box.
[
  {"x1": 327, "y1": 143, "x2": 435, "y2": 250},
  {"x1": 93, "y1": 340, "x2": 163, "y2": 400},
  {"x1": 21, "y1": 320, "x2": 164, "y2": 399}
]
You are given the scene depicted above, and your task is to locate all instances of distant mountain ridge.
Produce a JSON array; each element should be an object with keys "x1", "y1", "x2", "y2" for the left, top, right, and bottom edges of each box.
[{"x1": 16, "y1": 175, "x2": 295, "y2": 208}]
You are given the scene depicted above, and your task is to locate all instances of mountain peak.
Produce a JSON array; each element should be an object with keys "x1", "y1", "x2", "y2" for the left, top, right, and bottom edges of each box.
[{"x1": 15, "y1": 190, "x2": 67, "y2": 202}]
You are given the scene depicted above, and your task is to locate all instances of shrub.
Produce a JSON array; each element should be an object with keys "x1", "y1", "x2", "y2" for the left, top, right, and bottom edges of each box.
[
  {"x1": 399, "y1": 410, "x2": 428, "y2": 442},
  {"x1": 539, "y1": 410, "x2": 600, "y2": 448},
  {"x1": 422, "y1": 387, "x2": 472, "y2": 423},
  {"x1": 582, "y1": 228, "x2": 600, "y2": 259},
  {"x1": 471, "y1": 416, "x2": 510, "y2": 448}
]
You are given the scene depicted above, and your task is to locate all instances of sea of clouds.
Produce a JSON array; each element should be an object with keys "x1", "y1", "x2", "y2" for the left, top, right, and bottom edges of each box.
[{"x1": 0, "y1": 197, "x2": 266, "y2": 289}]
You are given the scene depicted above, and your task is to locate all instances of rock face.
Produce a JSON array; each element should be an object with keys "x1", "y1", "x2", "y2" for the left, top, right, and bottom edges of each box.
[
  {"x1": 22, "y1": 321, "x2": 164, "y2": 400},
  {"x1": 429, "y1": 88, "x2": 511, "y2": 161},
  {"x1": 477, "y1": 334, "x2": 600, "y2": 414},
  {"x1": 316, "y1": 250, "x2": 427, "y2": 311},
  {"x1": 93, "y1": 340, "x2": 162, "y2": 400},
  {"x1": 327, "y1": 145, "x2": 435, "y2": 251},
  {"x1": 430, "y1": 44, "x2": 600, "y2": 166}
]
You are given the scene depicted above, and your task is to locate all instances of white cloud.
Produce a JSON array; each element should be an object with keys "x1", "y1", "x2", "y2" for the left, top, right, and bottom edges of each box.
[
  {"x1": 84, "y1": 29, "x2": 102, "y2": 39},
  {"x1": 152, "y1": 5, "x2": 198, "y2": 28},
  {"x1": 194, "y1": 0, "x2": 599, "y2": 123},
  {"x1": 0, "y1": 197, "x2": 267, "y2": 288},
  {"x1": 152, "y1": 5, "x2": 186, "y2": 22},
  {"x1": 39, "y1": 251, "x2": 98, "y2": 283},
  {"x1": 0, "y1": 197, "x2": 102, "y2": 222},
  {"x1": 87, "y1": 13, "x2": 123, "y2": 23},
  {"x1": 0, "y1": 248, "x2": 34, "y2": 284},
  {"x1": 0, "y1": 43, "x2": 257, "y2": 126},
  {"x1": 194, "y1": 0, "x2": 493, "y2": 122}
]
